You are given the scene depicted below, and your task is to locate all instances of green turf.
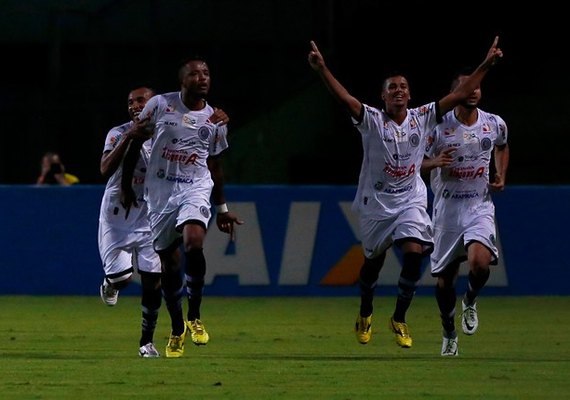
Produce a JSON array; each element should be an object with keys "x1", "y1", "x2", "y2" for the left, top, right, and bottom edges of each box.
[{"x1": 1, "y1": 296, "x2": 569, "y2": 399}]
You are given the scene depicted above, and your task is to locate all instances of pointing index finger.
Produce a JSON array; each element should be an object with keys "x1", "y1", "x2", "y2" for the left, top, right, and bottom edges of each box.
[{"x1": 310, "y1": 40, "x2": 319, "y2": 53}]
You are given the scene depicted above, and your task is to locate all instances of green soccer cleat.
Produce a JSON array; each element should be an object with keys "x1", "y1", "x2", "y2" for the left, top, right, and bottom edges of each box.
[
  {"x1": 355, "y1": 314, "x2": 372, "y2": 344},
  {"x1": 187, "y1": 319, "x2": 210, "y2": 345},
  {"x1": 389, "y1": 317, "x2": 412, "y2": 348},
  {"x1": 165, "y1": 324, "x2": 187, "y2": 358}
]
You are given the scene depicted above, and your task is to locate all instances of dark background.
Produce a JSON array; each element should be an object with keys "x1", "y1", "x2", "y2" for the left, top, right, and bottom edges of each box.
[{"x1": 1, "y1": 0, "x2": 567, "y2": 185}]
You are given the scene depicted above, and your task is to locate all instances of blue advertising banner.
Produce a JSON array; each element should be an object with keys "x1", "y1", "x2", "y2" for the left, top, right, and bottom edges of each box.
[{"x1": 0, "y1": 185, "x2": 567, "y2": 296}]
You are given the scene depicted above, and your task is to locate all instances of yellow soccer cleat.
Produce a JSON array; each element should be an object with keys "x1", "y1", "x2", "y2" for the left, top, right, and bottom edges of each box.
[
  {"x1": 355, "y1": 315, "x2": 372, "y2": 344},
  {"x1": 389, "y1": 317, "x2": 412, "y2": 348},
  {"x1": 187, "y1": 319, "x2": 210, "y2": 345},
  {"x1": 165, "y1": 324, "x2": 187, "y2": 358}
]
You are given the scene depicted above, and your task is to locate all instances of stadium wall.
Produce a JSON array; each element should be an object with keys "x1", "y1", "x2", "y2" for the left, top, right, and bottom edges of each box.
[{"x1": 0, "y1": 185, "x2": 567, "y2": 296}]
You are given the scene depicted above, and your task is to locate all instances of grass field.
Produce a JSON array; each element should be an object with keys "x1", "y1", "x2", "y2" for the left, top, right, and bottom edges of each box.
[{"x1": 1, "y1": 295, "x2": 569, "y2": 399}]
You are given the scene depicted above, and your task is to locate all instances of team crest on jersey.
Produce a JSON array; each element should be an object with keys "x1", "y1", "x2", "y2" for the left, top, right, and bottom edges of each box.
[
  {"x1": 157, "y1": 169, "x2": 165, "y2": 179},
  {"x1": 198, "y1": 126, "x2": 210, "y2": 140},
  {"x1": 481, "y1": 137, "x2": 492, "y2": 151},
  {"x1": 166, "y1": 104, "x2": 176, "y2": 113},
  {"x1": 200, "y1": 206, "x2": 210, "y2": 218},
  {"x1": 409, "y1": 133, "x2": 420, "y2": 147},
  {"x1": 482, "y1": 123, "x2": 491, "y2": 133},
  {"x1": 410, "y1": 118, "x2": 417, "y2": 130},
  {"x1": 374, "y1": 181, "x2": 384, "y2": 191},
  {"x1": 443, "y1": 189, "x2": 451, "y2": 199}
]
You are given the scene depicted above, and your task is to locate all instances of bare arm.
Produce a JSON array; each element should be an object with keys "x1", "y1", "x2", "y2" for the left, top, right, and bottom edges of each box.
[
  {"x1": 438, "y1": 36, "x2": 504, "y2": 115},
  {"x1": 308, "y1": 40, "x2": 363, "y2": 121},
  {"x1": 489, "y1": 143, "x2": 509, "y2": 191},
  {"x1": 119, "y1": 138, "x2": 144, "y2": 218},
  {"x1": 421, "y1": 148, "x2": 456, "y2": 173},
  {"x1": 119, "y1": 118, "x2": 153, "y2": 218},
  {"x1": 101, "y1": 123, "x2": 157, "y2": 179}
]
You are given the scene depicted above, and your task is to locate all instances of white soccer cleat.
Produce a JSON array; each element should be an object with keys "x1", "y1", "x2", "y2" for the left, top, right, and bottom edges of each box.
[
  {"x1": 461, "y1": 300, "x2": 478, "y2": 335},
  {"x1": 441, "y1": 336, "x2": 458, "y2": 356},
  {"x1": 100, "y1": 279, "x2": 118, "y2": 306},
  {"x1": 139, "y1": 342, "x2": 160, "y2": 358}
]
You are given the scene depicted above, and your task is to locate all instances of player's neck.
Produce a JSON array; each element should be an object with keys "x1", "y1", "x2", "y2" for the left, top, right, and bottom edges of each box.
[
  {"x1": 386, "y1": 107, "x2": 407, "y2": 125},
  {"x1": 181, "y1": 93, "x2": 206, "y2": 111},
  {"x1": 454, "y1": 107, "x2": 477, "y2": 126}
]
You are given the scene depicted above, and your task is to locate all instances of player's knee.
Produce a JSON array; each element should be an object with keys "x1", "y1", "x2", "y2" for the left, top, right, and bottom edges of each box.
[
  {"x1": 109, "y1": 272, "x2": 132, "y2": 290},
  {"x1": 402, "y1": 252, "x2": 423, "y2": 282}
]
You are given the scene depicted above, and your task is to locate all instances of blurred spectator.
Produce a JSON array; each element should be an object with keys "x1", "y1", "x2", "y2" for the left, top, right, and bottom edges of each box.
[{"x1": 36, "y1": 152, "x2": 79, "y2": 185}]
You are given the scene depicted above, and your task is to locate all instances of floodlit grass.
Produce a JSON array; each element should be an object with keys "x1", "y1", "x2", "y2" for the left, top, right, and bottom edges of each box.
[{"x1": 1, "y1": 296, "x2": 569, "y2": 399}]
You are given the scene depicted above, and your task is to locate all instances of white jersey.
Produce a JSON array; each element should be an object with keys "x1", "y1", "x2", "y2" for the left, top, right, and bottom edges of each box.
[
  {"x1": 139, "y1": 92, "x2": 229, "y2": 214},
  {"x1": 99, "y1": 120, "x2": 151, "y2": 231},
  {"x1": 425, "y1": 109, "x2": 508, "y2": 228},
  {"x1": 352, "y1": 102, "x2": 440, "y2": 219}
]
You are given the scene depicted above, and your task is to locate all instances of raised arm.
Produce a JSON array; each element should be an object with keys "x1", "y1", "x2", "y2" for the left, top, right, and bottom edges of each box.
[
  {"x1": 438, "y1": 36, "x2": 504, "y2": 115},
  {"x1": 308, "y1": 40, "x2": 363, "y2": 120}
]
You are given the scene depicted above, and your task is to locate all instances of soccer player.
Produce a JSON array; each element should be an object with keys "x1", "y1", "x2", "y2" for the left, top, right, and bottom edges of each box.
[
  {"x1": 98, "y1": 86, "x2": 163, "y2": 357},
  {"x1": 307, "y1": 37, "x2": 503, "y2": 348},
  {"x1": 120, "y1": 56, "x2": 243, "y2": 358},
  {"x1": 423, "y1": 70, "x2": 509, "y2": 356}
]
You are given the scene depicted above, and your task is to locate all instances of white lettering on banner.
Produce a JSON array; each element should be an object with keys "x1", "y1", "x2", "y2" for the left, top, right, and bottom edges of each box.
[
  {"x1": 205, "y1": 203, "x2": 270, "y2": 285},
  {"x1": 278, "y1": 202, "x2": 320, "y2": 285},
  {"x1": 204, "y1": 201, "x2": 508, "y2": 287},
  {"x1": 338, "y1": 202, "x2": 403, "y2": 284}
]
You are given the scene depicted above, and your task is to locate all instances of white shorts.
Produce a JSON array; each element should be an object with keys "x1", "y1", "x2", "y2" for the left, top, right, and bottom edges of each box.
[
  {"x1": 98, "y1": 222, "x2": 161, "y2": 282},
  {"x1": 148, "y1": 201, "x2": 212, "y2": 252},
  {"x1": 359, "y1": 206, "x2": 434, "y2": 259},
  {"x1": 430, "y1": 213, "x2": 498, "y2": 275}
]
